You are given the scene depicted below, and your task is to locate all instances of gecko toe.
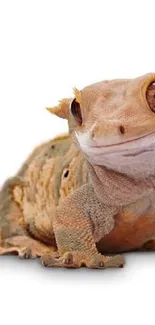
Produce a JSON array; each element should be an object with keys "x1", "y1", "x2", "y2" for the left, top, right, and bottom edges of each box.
[
  {"x1": 19, "y1": 247, "x2": 35, "y2": 259},
  {"x1": 63, "y1": 252, "x2": 74, "y2": 265}
]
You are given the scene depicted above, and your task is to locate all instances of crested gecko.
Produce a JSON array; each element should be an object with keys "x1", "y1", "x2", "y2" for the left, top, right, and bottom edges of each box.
[{"x1": 1, "y1": 73, "x2": 155, "y2": 269}]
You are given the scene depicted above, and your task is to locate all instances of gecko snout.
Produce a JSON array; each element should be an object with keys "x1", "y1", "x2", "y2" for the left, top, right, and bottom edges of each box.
[
  {"x1": 90, "y1": 122, "x2": 126, "y2": 141},
  {"x1": 146, "y1": 81, "x2": 155, "y2": 113}
]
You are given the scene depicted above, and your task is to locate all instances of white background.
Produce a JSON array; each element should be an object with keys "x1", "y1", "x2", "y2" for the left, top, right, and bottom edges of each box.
[{"x1": 0, "y1": 1, "x2": 155, "y2": 324}]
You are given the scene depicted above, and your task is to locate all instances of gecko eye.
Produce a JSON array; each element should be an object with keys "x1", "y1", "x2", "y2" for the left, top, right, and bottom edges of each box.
[
  {"x1": 146, "y1": 82, "x2": 155, "y2": 112},
  {"x1": 70, "y1": 98, "x2": 82, "y2": 124}
]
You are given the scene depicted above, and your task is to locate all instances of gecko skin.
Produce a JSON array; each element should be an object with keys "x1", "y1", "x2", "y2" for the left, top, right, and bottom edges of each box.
[{"x1": 1, "y1": 73, "x2": 155, "y2": 269}]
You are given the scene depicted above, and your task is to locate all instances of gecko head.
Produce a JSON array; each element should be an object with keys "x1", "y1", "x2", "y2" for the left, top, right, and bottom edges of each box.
[{"x1": 47, "y1": 73, "x2": 155, "y2": 175}]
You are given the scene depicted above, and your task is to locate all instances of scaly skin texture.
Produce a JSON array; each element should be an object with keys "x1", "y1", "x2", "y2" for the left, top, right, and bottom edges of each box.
[
  {"x1": 0, "y1": 135, "x2": 89, "y2": 260},
  {"x1": 1, "y1": 73, "x2": 155, "y2": 268}
]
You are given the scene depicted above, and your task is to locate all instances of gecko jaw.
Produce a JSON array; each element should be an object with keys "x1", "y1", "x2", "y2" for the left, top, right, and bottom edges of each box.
[
  {"x1": 76, "y1": 130, "x2": 155, "y2": 156},
  {"x1": 89, "y1": 129, "x2": 155, "y2": 149}
]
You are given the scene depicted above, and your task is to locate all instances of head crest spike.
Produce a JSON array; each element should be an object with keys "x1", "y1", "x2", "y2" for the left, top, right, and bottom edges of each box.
[
  {"x1": 45, "y1": 98, "x2": 71, "y2": 119},
  {"x1": 73, "y1": 88, "x2": 81, "y2": 104}
]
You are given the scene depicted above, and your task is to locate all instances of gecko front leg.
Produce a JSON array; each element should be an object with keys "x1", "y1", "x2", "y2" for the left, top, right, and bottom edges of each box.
[{"x1": 41, "y1": 184, "x2": 125, "y2": 269}]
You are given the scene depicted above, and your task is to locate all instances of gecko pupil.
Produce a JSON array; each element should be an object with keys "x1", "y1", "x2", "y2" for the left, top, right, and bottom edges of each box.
[
  {"x1": 146, "y1": 82, "x2": 155, "y2": 112},
  {"x1": 71, "y1": 98, "x2": 82, "y2": 124}
]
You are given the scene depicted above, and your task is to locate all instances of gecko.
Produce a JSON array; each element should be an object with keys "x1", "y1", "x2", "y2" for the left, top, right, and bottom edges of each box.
[{"x1": 1, "y1": 72, "x2": 155, "y2": 269}]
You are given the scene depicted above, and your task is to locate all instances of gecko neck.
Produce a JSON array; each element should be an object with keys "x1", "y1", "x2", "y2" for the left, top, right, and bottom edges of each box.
[{"x1": 88, "y1": 163, "x2": 155, "y2": 207}]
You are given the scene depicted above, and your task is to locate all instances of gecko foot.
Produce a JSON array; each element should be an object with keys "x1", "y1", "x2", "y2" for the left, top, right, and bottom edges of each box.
[
  {"x1": 41, "y1": 252, "x2": 125, "y2": 269},
  {"x1": 41, "y1": 252, "x2": 78, "y2": 268},
  {"x1": 88, "y1": 254, "x2": 125, "y2": 269}
]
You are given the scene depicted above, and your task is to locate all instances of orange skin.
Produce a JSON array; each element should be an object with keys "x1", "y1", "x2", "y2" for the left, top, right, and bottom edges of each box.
[{"x1": 98, "y1": 213, "x2": 155, "y2": 254}]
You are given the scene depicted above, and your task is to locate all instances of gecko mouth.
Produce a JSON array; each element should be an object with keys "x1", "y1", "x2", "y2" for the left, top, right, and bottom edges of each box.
[
  {"x1": 82, "y1": 130, "x2": 155, "y2": 157},
  {"x1": 90, "y1": 130, "x2": 155, "y2": 149}
]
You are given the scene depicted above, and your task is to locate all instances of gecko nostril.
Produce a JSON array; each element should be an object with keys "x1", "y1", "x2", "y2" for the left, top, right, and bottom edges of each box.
[
  {"x1": 119, "y1": 125, "x2": 125, "y2": 134},
  {"x1": 90, "y1": 128, "x2": 95, "y2": 139},
  {"x1": 90, "y1": 123, "x2": 97, "y2": 139},
  {"x1": 91, "y1": 130, "x2": 95, "y2": 139},
  {"x1": 64, "y1": 170, "x2": 69, "y2": 178}
]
